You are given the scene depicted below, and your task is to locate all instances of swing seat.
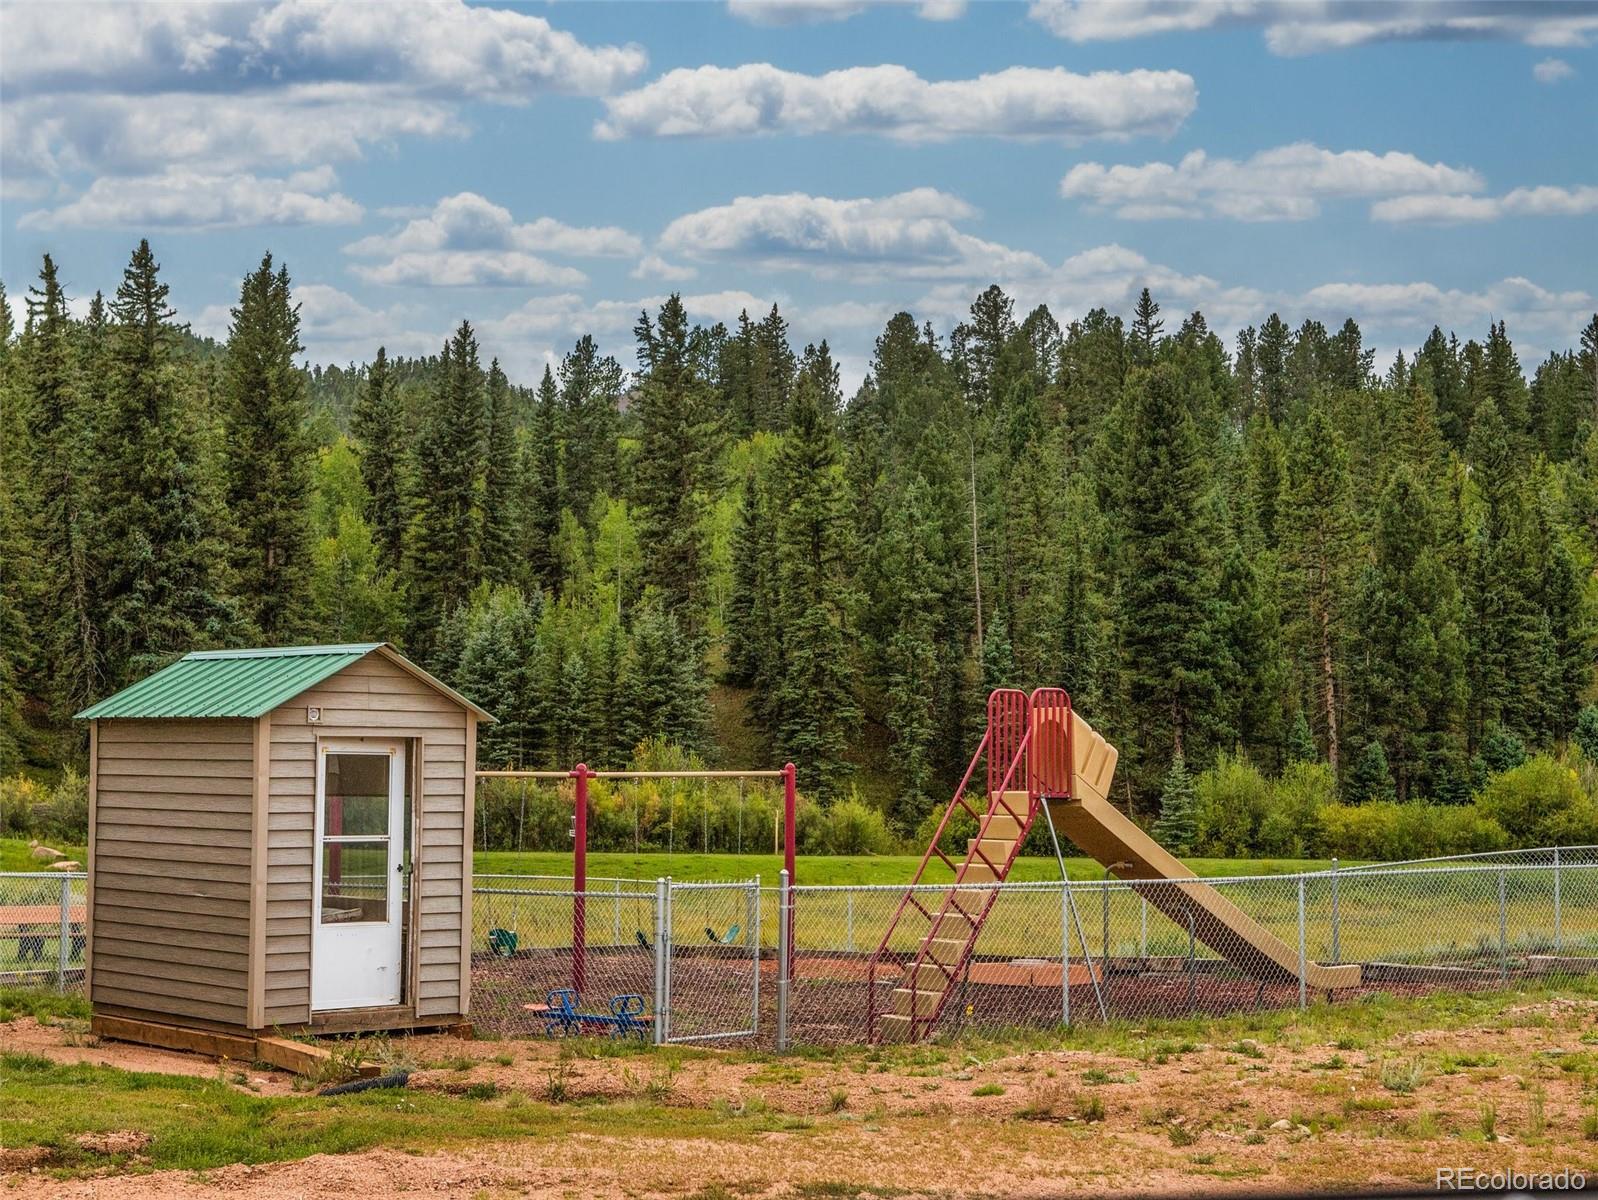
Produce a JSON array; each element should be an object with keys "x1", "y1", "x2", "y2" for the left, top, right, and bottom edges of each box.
[
  {"x1": 704, "y1": 924, "x2": 742, "y2": 945},
  {"x1": 488, "y1": 927, "x2": 519, "y2": 957}
]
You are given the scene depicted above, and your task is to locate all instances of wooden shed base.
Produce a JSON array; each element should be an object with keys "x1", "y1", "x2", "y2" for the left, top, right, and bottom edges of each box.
[{"x1": 90, "y1": 1013, "x2": 470, "y2": 1077}]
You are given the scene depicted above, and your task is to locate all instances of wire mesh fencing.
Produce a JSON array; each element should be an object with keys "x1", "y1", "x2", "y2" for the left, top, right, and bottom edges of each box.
[{"x1": 0, "y1": 871, "x2": 87, "y2": 994}]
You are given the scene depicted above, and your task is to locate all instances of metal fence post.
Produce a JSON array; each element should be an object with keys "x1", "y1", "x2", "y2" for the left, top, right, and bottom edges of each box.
[
  {"x1": 57, "y1": 875, "x2": 71, "y2": 993},
  {"x1": 776, "y1": 870, "x2": 791, "y2": 1052},
  {"x1": 1296, "y1": 876, "x2": 1307, "y2": 1011},
  {"x1": 652, "y1": 877, "x2": 668, "y2": 1046},
  {"x1": 614, "y1": 880, "x2": 622, "y2": 947},
  {"x1": 1101, "y1": 874, "x2": 1110, "y2": 961},
  {"x1": 750, "y1": 877, "x2": 761, "y2": 1035},
  {"x1": 846, "y1": 892, "x2": 854, "y2": 953},
  {"x1": 1553, "y1": 846, "x2": 1563, "y2": 953},
  {"x1": 1139, "y1": 897, "x2": 1147, "y2": 958},
  {"x1": 1060, "y1": 880, "x2": 1071, "y2": 1027},
  {"x1": 1498, "y1": 869, "x2": 1508, "y2": 984},
  {"x1": 1329, "y1": 858, "x2": 1340, "y2": 965}
]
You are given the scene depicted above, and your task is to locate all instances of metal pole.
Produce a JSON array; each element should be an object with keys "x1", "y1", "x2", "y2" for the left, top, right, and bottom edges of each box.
[
  {"x1": 1139, "y1": 898, "x2": 1147, "y2": 958},
  {"x1": 777, "y1": 869, "x2": 791, "y2": 1052},
  {"x1": 750, "y1": 876, "x2": 761, "y2": 1036},
  {"x1": 783, "y1": 764, "x2": 797, "y2": 976},
  {"x1": 846, "y1": 892, "x2": 854, "y2": 953},
  {"x1": 1330, "y1": 857, "x2": 1341, "y2": 964},
  {"x1": 57, "y1": 875, "x2": 70, "y2": 992},
  {"x1": 1554, "y1": 846, "x2": 1563, "y2": 953},
  {"x1": 1297, "y1": 876, "x2": 1307, "y2": 1010},
  {"x1": 1061, "y1": 880, "x2": 1071, "y2": 1027},
  {"x1": 1498, "y1": 868, "x2": 1508, "y2": 984},
  {"x1": 572, "y1": 763, "x2": 589, "y2": 995},
  {"x1": 662, "y1": 877, "x2": 674, "y2": 1041},
  {"x1": 614, "y1": 880, "x2": 622, "y2": 947},
  {"x1": 1101, "y1": 873, "x2": 1110, "y2": 961},
  {"x1": 652, "y1": 877, "x2": 667, "y2": 1046}
]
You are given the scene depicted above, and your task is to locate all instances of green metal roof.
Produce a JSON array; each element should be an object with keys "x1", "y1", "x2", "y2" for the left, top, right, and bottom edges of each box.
[{"x1": 75, "y1": 643, "x2": 493, "y2": 722}]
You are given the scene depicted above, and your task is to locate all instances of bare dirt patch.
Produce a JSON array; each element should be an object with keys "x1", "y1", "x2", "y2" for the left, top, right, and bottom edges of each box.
[{"x1": 0, "y1": 1017, "x2": 296, "y2": 1095}]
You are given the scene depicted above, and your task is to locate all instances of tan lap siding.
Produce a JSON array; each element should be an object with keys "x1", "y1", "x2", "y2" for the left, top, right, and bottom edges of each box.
[
  {"x1": 92, "y1": 719, "x2": 254, "y2": 1027},
  {"x1": 266, "y1": 654, "x2": 468, "y2": 1023}
]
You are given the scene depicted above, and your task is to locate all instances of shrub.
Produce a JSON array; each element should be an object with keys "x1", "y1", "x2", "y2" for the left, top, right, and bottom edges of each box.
[
  {"x1": 1194, "y1": 753, "x2": 1270, "y2": 856},
  {"x1": 812, "y1": 794, "x2": 897, "y2": 856},
  {"x1": 1476, "y1": 755, "x2": 1597, "y2": 845}
]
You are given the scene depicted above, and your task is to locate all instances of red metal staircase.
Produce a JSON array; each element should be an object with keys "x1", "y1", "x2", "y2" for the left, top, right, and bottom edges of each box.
[{"x1": 866, "y1": 688, "x2": 1075, "y2": 1042}]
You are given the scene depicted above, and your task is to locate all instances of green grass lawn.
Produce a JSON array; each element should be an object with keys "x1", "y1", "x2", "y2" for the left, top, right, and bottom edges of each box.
[
  {"x1": 472, "y1": 848, "x2": 1349, "y2": 885},
  {"x1": 0, "y1": 838, "x2": 86, "y2": 873}
]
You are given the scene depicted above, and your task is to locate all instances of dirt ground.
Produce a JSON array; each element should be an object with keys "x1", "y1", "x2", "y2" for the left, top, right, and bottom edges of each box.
[{"x1": 6, "y1": 999, "x2": 1598, "y2": 1198}]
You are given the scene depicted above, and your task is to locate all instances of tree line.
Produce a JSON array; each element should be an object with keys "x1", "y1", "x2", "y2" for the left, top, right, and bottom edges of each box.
[{"x1": 4, "y1": 239, "x2": 1598, "y2": 846}]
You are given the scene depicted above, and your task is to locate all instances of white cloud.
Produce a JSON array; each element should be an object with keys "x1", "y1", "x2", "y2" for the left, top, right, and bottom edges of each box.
[
  {"x1": 193, "y1": 283, "x2": 443, "y2": 362},
  {"x1": 631, "y1": 254, "x2": 699, "y2": 282},
  {"x1": 3, "y1": 1, "x2": 646, "y2": 101},
  {"x1": 660, "y1": 188, "x2": 1046, "y2": 279},
  {"x1": 1061, "y1": 143, "x2": 1484, "y2": 220},
  {"x1": 1533, "y1": 57, "x2": 1577, "y2": 83},
  {"x1": 596, "y1": 63, "x2": 1196, "y2": 142},
  {"x1": 726, "y1": 0, "x2": 965, "y2": 24},
  {"x1": 1371, "y1": 184, "x2": 1598, "y2": 223},
  {"x1": 1299, "y1": 277, "x2": 1593, "y2": 348},
  {"x1": 344, "y1": 192, "x2": 641, "y2": 287},
  {"x1": 2, "y1": 2, "x2": 646, "y2": 200},
  {"x1": 1028, "y1": 1, "x2": 1598, "y2": 55},
  {"x1": 18, "y1": 166, "x2": 362, "y2": 231}
]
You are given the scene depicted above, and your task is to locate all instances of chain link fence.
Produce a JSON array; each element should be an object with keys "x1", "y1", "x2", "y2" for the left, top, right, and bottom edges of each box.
[
  {"x1": 0, "y1": 871, "x2": 86, "y2": 994},
  {"x1": 7, "y1": 850, "x2": 1597, "y2": 1049}
]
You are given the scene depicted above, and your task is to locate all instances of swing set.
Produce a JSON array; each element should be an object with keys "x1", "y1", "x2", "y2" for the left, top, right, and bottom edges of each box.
[{"x1": 474, "y1": 763, "x2": 799, "y2": 993}]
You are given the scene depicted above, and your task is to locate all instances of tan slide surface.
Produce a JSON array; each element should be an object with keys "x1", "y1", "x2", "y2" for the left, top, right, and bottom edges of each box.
[{"x1": 1042, "y1": 711, "x2": 1360, "y2": 990}]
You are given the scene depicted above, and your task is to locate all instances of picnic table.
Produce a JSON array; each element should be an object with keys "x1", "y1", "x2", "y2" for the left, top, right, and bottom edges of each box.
[{"x1": 0, "y1": 903, "x2": 88, "y2": 964}]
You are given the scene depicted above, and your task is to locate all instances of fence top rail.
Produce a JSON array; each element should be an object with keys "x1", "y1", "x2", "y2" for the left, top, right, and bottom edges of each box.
[
  {"x1": 1338, "y1": 845, "x2": 1596, "y2": 871},
  {"x1": 473, "y1": 873, "x2": 638, "y2": 884},
  {"x1": 476, "y1": 769, "x2": 787, "y2": 780},
  {"x1": 473, "y1": 885, "x2": 658, "y2": 899},
  {"x1": 0, "y1": 872, "x2": 87, "y2": 882}
]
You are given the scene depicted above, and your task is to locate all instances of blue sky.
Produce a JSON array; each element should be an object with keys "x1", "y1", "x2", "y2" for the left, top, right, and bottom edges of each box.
[{"x1": 3, "y1": 0, "x2": 1595, "y2": 390}]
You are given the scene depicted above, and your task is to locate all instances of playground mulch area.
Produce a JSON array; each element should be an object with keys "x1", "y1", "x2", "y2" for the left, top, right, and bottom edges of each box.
[
  {"x1": 7, "y1": 989, "x2": 1598, "y2": 1197},
  {"x1": 472, "y1": 944, "x2": 1464, "y2": 1046}
]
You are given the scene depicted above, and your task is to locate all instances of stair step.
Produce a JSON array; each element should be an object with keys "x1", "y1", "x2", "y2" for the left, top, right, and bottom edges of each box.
[
  {"x1": 921, "y1": 936, "x2": 967, "y2": 966},
  {"x1": 902, "y1": 962, "x2": 952, "y2": 991},
  {"x1": 957, "y1": 860, "x2": 1000, "y2": 884},
  {"x1": 891, "y1": 987, "x2": 944, "y2": 1017},
  {"x1": 980, "y1": 809, "x2": 1024, "y2": 841},
  {"x1": 929, "y1": 906, "x2": 980, "y2": 940},
  {"x1": 965, "y1": 836, "x2": 1019, "y2": 863},
  {"x1": 877, "y1": 1014, "x2": 915, "y2": 1042}
]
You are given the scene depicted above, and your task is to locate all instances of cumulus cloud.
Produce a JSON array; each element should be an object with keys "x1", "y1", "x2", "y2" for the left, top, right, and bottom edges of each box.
[
  {"x1": 4, "y1": 1, "x2": 646, "y2": 101},
  {"x1": 18, "y1": 166, "x2": 362, "y2": 230},
  {"x1": 726, "y1": 0, "x2": 965, "y2": 24},
  {"x1": 1533, "y1": 57, "x2": 1577, "y2": 83},
  {"x1": 1028, "y1": 0, "x2": 1598, "y2": 55},
  {"x1": 659, "y1": 188, "x2": 1046, "y2": 279},
  {"x1": 2, "y1": 2, "x2": 646, "y2": 209},
  {"x1": 193, "y1": 282, "x2": 444, "y2": 362},
  {"x1": 631, "y1": 254, "x2": 699, "y2": 282},
  {"x1": 344, "y1": 192, "x2": 641, "y2": 287},
  {"x1": 1060, "y1": 143, "x2": 1484, "y2": 221},
  {"x1": 1299, "y1": 277, "x2": 1593, "y2": 348},
  {"x1": 1371, "y1": 185, "x2": 1598, "y2": 222},
  {"x1": 596, "y1": 63, "x2": 1196, "y2": 142}
]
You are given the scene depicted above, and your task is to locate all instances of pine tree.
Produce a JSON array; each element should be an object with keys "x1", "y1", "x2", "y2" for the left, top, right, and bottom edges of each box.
[
  {"x1": 560, "y1": 335, "x2": 621, "y2": 521},
  {"x1": 95, "y1": 240, "x2": 236, "y2": 687},
  {"x1": 1352, "y1": 466, "x2": 1465, "y2": 799},
  {"x1": 726, "y1": 466, "x2": 777, "y2": 690},
  {"x1": 753, "y1": 304, "x2": 796, "y2": 430},
  {"x1": 773, "y1": 371, "x2": 860, "y2": 795},
  {"x1": 222, "y1": 253, "x2": 314, "y2": 641},
  {"x1": 479, "y1": 359, "x2": 518, "y2": 585},
  {"x1": 1117, "y1": 362, "x2": 1218, "y2": 788},
  {"x1": 408, "y1": 321, "x2": 485, "y2": 665},
  {"x1": 621, "y1": 599, "x2": 708, "y2": 752},
  {"x1": 1129, "y1": 287, "x2": 1163, "y2": 366},
  {"x1": 882, "y1": 476, "x2": 943, "y2": 829},
  {"x1": 1345, "y1": 740, "x2": 1396, "y2": 804},
  {"x1": 1152, "y1": 754, "x2": 1197, "y2": 853},
  {"x1": 351, "y1": 347, "x2": 407, "y2": 574},
  {"x1": 1286, "y1": 707, "x2": 1317, "y2": 763},
  {"x1": 633, "y1": 297, "x2": 716, "y2": 629},
  {"x1": 24, "y1": 254, "x2": 99, "y2": 719},
  {"x1": 0, "y1": 280, "x2": 35, "y2": 768},
  {"x1": 1282, "y1": 405, "x2": 1354, "y2": 773},
  {"x1": 519, "y1": 366, "x2": 563, "y2": 595}
]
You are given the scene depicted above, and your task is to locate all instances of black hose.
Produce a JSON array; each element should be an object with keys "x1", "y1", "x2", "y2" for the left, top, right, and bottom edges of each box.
[{"x1": 319, "y1": 1069, "x2": 410, "y2": 1097}]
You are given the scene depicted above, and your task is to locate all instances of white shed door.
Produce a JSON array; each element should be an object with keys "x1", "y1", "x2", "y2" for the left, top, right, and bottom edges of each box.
[{"x1": 312, "y1": 742, "x2": 406, "y2": 1011}]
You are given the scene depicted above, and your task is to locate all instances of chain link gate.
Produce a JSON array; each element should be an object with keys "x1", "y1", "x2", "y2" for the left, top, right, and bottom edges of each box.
[{"x1": 660, "y1": 879, "x2": 762, "y2": 1044}]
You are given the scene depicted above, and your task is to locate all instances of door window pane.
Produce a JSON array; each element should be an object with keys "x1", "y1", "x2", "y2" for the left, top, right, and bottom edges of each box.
[
  {"x1": 324, "y1": 753, "x2": 390, "y2": 837},
  {"x1": 320, "y1": 839, "x2": 390, "y2": 924}
]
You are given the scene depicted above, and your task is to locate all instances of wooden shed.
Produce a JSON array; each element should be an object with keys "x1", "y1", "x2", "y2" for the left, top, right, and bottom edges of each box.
[{"x1": 75, "y1": 643, "x2": 493, "y2": 1045}]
